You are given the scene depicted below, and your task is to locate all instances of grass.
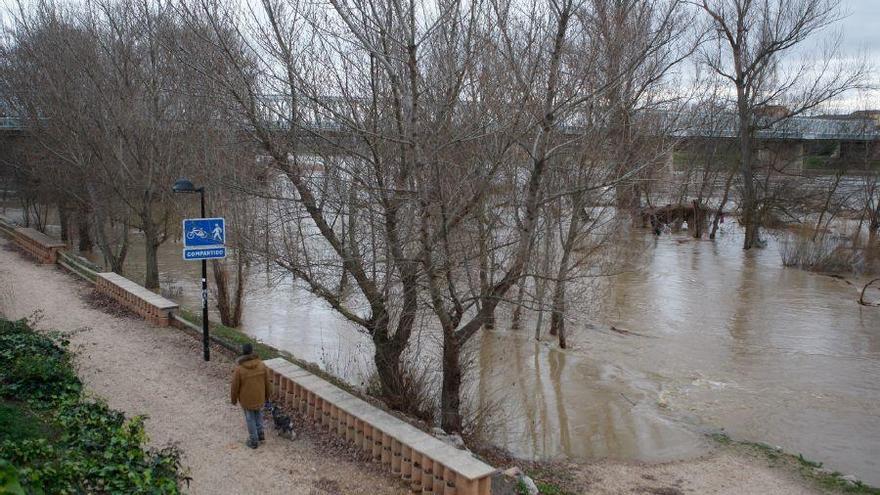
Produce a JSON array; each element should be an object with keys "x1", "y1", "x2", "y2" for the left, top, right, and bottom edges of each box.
[
  {"x1": 804, "y1": 155, "x2": 830, "y2": 170},
  {"x1": 534, "y1": 481, "x2": 577, "y2": 495},
  {"x1": 523, "y1": 465, "x2": 579, "y2": 495},
  {"x1": 708, "y1": 431, "x2": 880, "y2": 494},
  {"x1": 803, "y1": 155, "x2": 880, "y2": 172}
]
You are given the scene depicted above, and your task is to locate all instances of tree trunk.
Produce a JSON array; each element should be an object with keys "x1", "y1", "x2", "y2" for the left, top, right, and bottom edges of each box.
[
  {"x1": 691, "y1": 199, "x2": 703, "y2": 239},
  {"x1": 549, "y1": 198, "x2": 578, "y2": 349},
  {"x1": 483, "y1": 308, "x2": 495, "y2": 331},
  {"x1": 373, "y1": 333, "x2": 407, "y2": 407},
  {"x1": 141, "y1": 208, "x2": 161, "y2": 290},
  {"x1": 233, "y1": 255, "x2": 246, "y2": 326},
  {"x1": 77, "y1": 214, "x2": 93, "y2": 251},
  {"x1": 58, "y1": 203, "x2": 70, "y2": 244},
  {"x1": 710, "y1": 170, "x2": 735, "y2": 240},
  {"x1": 212, "y1": 259, "x2": 232, "y2": 326},
  {"x1": 737, "y1": 89, "x2": 759, "y2": 249},
  {"x1": 144, "y1": 239, "x2": 160, "y2": 290},
  {"x1": 106, "y1": 226, "x2": 129, "y2": 275},
  {"x1": 439, "y1": 335, "x2": 463, "y2": 432},
  {"x1": 534, "y1": 224, "x2": 553, "y2": 340},
  {"x1": 869, "y1": 200, "x2": 880, "y2": 233},
  {"x1": 549, "y1": 279, "x2": 567, "y2": 349},
  {"x1": 511, "y1": 279, "x2": 526, "y2": 331},
  {"x1": 211, "y1": 256, "x2": 248, "y2": 327},
  {"x1": 478, "y1": 210, "x2": 494, "y2": 331}
]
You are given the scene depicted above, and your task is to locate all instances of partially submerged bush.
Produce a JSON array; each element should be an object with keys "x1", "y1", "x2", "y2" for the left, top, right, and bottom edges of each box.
[
  {"x1": 0, "y1": 318, "x2": 189, "y2": 494},
  {"x1": 779, "y1": 231, "x2": 862, "y2": 273}
]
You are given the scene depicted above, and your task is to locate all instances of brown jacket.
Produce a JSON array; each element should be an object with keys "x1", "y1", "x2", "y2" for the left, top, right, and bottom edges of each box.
[{"x1": 230, "y1": 354, "x2": 272, "y2": 411}]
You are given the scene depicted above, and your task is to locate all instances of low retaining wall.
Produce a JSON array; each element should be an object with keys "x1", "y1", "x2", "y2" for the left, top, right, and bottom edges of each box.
[
  {"x1": 95, "y1": 272, "x2": 179, "y2": 326},
  {"x1": 0, "y1": 216, "x2": 16, "y2": 237},
  {"x1": 264, "y1": 358, "x2": 496, "y2": 495},
  {"x1": 12, "y1": 227, "x2": 67, "y2": 264}
]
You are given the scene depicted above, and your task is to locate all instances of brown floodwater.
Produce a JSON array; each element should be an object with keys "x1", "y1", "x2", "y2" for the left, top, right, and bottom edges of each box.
[{"x1": 4, "y1": 204, "x2": 879, "y2": 485}]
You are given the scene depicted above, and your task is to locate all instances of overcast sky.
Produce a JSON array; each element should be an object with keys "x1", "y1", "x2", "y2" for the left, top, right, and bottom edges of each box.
[
  {"x1": 792, "y1": 0, "x2": 880, "y2": 110},
  {"x1": 840, "y1": 0, "x2": 880, "y2": 57},
  {"x1": 1, "y1": 0, "x2": 878, "y2": 108}
]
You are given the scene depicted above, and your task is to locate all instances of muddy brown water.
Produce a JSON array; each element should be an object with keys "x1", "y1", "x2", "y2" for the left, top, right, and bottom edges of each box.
[{"x1": 4, "y1": 205, "x2": 879, "y2": 485}]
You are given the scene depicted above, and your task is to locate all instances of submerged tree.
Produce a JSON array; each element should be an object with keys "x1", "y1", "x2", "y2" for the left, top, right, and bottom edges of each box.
[{"x1": 697, "y1": 0, "x2": 866, "y2": 249}]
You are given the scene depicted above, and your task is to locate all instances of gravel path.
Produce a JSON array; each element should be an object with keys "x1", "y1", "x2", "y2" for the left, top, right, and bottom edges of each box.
[{"x1": 0, "y1": 240, "x2": 407, "y2": 495}]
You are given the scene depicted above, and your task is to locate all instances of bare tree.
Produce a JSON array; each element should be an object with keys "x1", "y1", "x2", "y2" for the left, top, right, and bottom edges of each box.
[{"x1": 697, "y1": 0, "x2": 867, "y2": 249}]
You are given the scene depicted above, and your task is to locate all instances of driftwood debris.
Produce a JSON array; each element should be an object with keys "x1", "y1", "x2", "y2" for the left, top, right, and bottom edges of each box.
[
  {"x1": 859, "y1": 278, "x2": 880, "y2": 307},
  {"x1": 640, "y1": 202, "x2": 711, "y2": 235}
]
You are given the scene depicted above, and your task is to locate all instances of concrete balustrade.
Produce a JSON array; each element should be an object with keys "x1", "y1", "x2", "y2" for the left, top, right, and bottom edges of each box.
[
  {"x1": 95, "y1": 272, "x2": 179, "y2": 326},
  {"x1": 12, "y1": 227, "x2": 66, "y2": 264},
  {"x1": 264, "y1": 358, "x2": 496, "y2": 495}
]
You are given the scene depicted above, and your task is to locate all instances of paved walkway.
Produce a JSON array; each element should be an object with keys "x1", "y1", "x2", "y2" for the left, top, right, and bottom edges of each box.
[{"x1": 0, "y1": 239, "x2": 406, "y2": 495}]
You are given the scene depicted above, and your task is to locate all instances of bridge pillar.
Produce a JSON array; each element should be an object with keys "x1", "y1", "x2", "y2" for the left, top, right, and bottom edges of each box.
[{"x1": 759, "y1": 141, "x2": 803, "y2": 173}]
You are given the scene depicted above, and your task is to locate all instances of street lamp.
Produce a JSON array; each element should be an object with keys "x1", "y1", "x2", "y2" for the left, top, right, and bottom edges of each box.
[{"x1": 172, "y1": 178, "x2": 211, "y2": 361}]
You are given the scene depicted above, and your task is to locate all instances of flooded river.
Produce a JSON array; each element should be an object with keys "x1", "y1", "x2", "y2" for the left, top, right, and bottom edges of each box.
[{"x1": 5, "y1": 205, "x2": 880, "y2": 485}]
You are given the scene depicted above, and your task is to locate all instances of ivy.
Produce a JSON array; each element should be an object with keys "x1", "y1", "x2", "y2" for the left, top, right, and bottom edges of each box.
[{"x1": 0, "y1": 318, "x2": 189, "y2": 494}]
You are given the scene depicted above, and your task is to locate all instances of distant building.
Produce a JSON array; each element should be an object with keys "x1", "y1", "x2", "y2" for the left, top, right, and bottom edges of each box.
[
  {"x1": 849, "y1": 110, "x2": 880, "y2": 128},
  {"x1": 754, "y1": 105, "x2": 792, "y2": 120}
]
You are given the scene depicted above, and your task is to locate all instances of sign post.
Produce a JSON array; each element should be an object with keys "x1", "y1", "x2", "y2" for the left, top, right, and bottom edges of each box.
[{"x1": 182, "y1": 217, "x2": 225, "y2": 361}]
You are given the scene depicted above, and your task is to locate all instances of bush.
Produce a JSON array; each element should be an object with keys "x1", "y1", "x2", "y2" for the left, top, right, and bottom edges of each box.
[
  {"x1": 0, "y1": 319, "x2": 81, "y2": 405},
  {"x1": 779, "y1": 232, "x2": 861, "y2": 273},
  {"x1": 0, "y1": 318, "x2": 189, "y2": 494}
]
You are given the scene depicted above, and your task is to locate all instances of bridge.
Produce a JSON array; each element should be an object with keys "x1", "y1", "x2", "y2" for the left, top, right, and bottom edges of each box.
[{"x1": 2, "y1": 99, "x2": 878, "y2": 173}]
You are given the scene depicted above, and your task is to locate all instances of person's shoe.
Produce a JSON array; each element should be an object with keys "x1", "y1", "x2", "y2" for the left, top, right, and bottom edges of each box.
[
  {"x1": 246, "y1": 439, "x2": 258, "y2": 449},
  {"x1": 258, "y1": 432, "x2": 265, "y2": 442}
]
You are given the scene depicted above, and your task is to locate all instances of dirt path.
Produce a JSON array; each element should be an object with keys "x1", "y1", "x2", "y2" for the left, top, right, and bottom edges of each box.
[
  {"x1": 0, "y1": 240, "x2": 831, "y2": 495},
  {"x1": 0, "y1": 240, "x2": 406, "y2": 495},
  {"x1": 572, "y1": 452, "x2": 825, "y2": 494}
]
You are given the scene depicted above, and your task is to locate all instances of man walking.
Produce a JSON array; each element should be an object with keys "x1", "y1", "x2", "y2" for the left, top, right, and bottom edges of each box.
[{"x1": 230, "y1": 343, "x2": 272, "y2": 449}]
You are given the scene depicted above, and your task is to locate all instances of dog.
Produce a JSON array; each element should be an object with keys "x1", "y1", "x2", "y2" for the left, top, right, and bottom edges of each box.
[{"x1": 264, "y1": 401, "x2": 296, "y2": 440}]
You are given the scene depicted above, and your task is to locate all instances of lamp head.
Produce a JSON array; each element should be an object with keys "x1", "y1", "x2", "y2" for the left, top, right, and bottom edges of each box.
[{"x1": 172, "y1": 178, "x2": 197, "y2": 193}]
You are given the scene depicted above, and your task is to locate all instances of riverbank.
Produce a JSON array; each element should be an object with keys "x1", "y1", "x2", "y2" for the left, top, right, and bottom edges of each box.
[{"x1": 1, "y1": 237, "x2": 871, "y2": 494}]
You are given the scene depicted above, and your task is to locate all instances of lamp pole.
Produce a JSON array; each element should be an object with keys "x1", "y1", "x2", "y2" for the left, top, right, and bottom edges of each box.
[
  {"x1": 198, "y1": 188, "x2": 209, "y2": 361},
  {"x1": 173, "y1": 178, "x2": 210, "y2": 361}
]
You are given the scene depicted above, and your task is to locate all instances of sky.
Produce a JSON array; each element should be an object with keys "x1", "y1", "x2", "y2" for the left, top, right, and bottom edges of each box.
[
  {"x1": 0, "y1": 0, "x2": 878, "y2": 108},
  {"x1": 839, "y1": 0, "x2": 880, "y2": 57},
  {"x1": 820, "y1": 0, "x2": 880, "y2": 109}
]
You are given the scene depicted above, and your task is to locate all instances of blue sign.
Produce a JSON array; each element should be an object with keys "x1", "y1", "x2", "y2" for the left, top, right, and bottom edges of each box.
[
  {"x1": 183, "y1": 218, "x2": 225, "y2": 248},
  {"x1": 183, "y1": 247, "x2": 226, "y2": 260},
  {"x1": 182, "y1": 217, "x2": 226, "y2": 260}
]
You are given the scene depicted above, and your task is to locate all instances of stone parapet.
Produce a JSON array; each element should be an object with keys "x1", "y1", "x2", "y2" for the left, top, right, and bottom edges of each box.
[
  {"x1": 12, "y1": 227, "x2": 66, "y2": 264},
  {"x1": 264, "y1": 358, "x2": 496, "y2": 495},
  {"x1": 95, "y1": 272, "x2": 179, "y2": 326}
]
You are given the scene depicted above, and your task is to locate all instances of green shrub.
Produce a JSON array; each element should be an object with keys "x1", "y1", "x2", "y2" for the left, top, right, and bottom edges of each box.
[
  {"x1": 0, "y1": 401, "x2": 53, "y2": 443},
  {"x1": 0, "y1": 319, "x2": 81, "y2": 405},
  {"x1": 0, "y1": 459, "x2": 25, "y2": 495},
  {"x1": 0, "y1": 318, "x2": 189, "y2": 494}
]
